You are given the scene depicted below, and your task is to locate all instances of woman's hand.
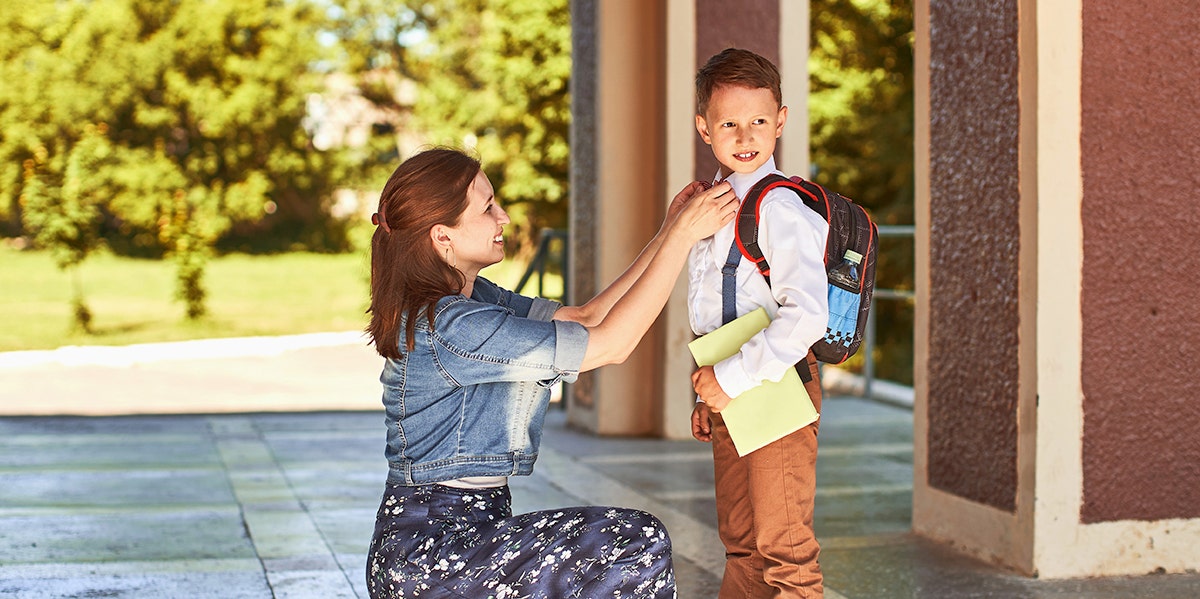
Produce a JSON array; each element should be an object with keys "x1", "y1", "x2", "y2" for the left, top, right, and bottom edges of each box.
[
  {"x1": 664, "y1": 181, "x2": 708, "y2": 227},
  {"x1": 575, "y1": 181, "x2": 735, "y2": 372},
  {"x1": 557, "y1": 181, "x2": 733, "y2": 332},
  {"x1": 669, "y1": 181, "x2": 737, "y2": 244}
]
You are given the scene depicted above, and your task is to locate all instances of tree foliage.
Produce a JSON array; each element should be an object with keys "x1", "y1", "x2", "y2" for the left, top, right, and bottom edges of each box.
[
  {"x1": 2, "y1": 0, "x2": 914, "y2": 378},
  {"x1": 810, "y1": 0, "x2": 914, "y2": 383},
  {"x1": 0, "y1": 0, "x2": 347, "y2": 323},
  {"x1": 334, "y1": 0, "x2": 572, "y2": 256}
]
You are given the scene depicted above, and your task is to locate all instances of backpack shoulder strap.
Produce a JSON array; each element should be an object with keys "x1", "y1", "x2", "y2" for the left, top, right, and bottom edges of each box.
[{"x1": 734, "y1": 173, "x2": 810, "y2": 283}]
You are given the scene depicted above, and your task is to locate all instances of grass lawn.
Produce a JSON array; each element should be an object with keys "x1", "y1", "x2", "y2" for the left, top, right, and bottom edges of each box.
[{"x1": 0, "y1": 246, "x2": 552, "y2": 352}]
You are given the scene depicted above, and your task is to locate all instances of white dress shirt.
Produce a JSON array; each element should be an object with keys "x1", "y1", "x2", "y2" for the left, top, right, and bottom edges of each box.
[{"x1": 686, "y1": 157, "x2": 830, "y2": 399}]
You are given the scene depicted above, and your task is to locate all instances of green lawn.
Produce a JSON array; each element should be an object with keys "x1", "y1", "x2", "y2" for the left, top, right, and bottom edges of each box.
[{"x1": 0, "y1": 247, "x2": 550, "y2": 352}]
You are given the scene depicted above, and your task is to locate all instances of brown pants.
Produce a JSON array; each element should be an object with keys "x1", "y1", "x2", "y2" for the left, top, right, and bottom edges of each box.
[{"x1": 711, "y1": 351, "x2": 823, "y2": 599}]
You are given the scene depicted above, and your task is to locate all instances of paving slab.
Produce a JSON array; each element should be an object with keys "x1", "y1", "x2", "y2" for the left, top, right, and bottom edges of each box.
[
  {"x1": 0, "y1": 560, "x2": 271, "y2": 599},
  {"x1": 2, "y1": 340, "x2": 1200, "y2": 598}
]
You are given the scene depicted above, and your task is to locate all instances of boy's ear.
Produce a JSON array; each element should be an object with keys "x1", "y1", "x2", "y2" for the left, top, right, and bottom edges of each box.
[
  {"x1": 695, "y1": 114, "x2": 713, "y2": 144},
  {"x1": 775, "y1": 105, "x2": 789, "y2": 138}
]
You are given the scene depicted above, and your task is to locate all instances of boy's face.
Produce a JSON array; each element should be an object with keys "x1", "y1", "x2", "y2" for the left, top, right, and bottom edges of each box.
[{"x1": 695, "y1": 84, "x2": 787, "y2": 178}]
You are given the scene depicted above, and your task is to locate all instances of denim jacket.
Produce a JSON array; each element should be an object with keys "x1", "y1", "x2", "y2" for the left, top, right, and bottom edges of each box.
[{"x1": 380, "y1": 277, "x2": 589, "y2": 485}]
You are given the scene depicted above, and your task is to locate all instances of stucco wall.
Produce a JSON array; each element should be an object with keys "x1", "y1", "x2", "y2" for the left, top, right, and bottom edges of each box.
[
  {"x1": 694, "y1": 0, "x2": 780, "y2": 181},
  {"x1": 925, "y1": 1, "x2": 1021, "y2": 512},
  {"x1": 1079, "y1": 0, "x2": 1200, "y2": 523}
]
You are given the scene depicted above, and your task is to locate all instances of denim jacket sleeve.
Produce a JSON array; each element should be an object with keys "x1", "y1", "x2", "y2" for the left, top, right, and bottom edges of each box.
[
  {"x1": 431, "y1": 297, "x2": 587, "y2": 388},
  {"x1": 470, "y1": 276, "x2": 561, "y2": 322}
]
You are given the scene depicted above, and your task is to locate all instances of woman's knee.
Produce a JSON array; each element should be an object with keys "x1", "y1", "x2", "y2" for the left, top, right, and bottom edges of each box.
[
  {"x1": 574, "y1": 508, "x2": 675, "y2": 598},
  {"x1": 602, "y1": 508, "x2": 673, "y2": 570},
  {"x1": 630, "y1": 510, "x2": 672, "y2": 551}
]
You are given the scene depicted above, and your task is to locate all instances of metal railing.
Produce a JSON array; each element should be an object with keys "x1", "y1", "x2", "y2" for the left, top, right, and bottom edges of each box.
[
  {"x1": 515, "y1": 229, "x2": 570, "y2": 303},
  {"x1": 863, "y1": 225, "x2": 915, "y2": 400},
  {"x1": 516, "y1": 226, "x2": 915, "y2": 401}
]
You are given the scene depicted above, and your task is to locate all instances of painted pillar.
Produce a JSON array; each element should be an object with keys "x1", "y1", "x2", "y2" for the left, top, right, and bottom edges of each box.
[
  {"x1": 568, "y1": 0, "x2": 666, "y2": 435},
  {"x1": 913, "y1": 0, "x2": 1200, "y2": 577}
]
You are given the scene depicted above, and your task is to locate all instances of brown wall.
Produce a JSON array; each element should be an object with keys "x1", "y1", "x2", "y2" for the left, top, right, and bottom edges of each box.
[
  {"x1": 925, "y1": 1, "x2": 1021, "y2": 512},
  {"x1": 1079, "y1": 0, "x2": 1200, "y2": 523},
  {"x1": 694, "y1": 0, "x2": 780, "y2": 181}
]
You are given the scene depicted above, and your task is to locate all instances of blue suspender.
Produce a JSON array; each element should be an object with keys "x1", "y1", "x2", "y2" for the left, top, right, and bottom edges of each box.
[{"x1": 721, "y1": 241, "x2": 742, "y2": 325}]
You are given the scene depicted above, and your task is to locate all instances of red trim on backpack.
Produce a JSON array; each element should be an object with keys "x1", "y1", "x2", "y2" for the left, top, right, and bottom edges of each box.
[{"x1": 735, "y1": 176, "x2": 833, "y2": 275}]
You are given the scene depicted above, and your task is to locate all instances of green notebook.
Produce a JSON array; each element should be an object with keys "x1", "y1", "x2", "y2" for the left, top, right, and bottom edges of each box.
[{"x1": 688, "y1": 307, "x2": 819, "y2": 457}]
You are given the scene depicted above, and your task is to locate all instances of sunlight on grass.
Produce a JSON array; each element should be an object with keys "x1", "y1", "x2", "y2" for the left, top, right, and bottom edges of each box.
[
  {"x1": 0, "y1": 248, "x2": 372, "y2": 351},
  {"x1": 0, "y1": 247, "x2": 559, "y2": 351}
]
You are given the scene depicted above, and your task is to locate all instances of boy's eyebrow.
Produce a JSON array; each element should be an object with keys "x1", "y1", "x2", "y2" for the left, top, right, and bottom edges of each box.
[{"x1": 717, "y1": 113, "x2": 771, "y2": 122}]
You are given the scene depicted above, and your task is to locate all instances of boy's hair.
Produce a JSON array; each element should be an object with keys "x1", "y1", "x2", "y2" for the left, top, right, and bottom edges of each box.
[{"x1": 695, "y1": 48, "x2": 782, "y2": 116}]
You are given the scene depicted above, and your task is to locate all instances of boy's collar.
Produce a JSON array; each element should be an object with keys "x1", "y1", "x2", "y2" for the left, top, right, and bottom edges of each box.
[{"x1": 714, "y1": 156, "x2": 778, "y2": 200}]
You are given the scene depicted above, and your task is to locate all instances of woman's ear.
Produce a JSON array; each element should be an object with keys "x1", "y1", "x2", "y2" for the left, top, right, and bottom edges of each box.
[{"x1": 429, "y1": 225, "x2": 452, "y2": 250}]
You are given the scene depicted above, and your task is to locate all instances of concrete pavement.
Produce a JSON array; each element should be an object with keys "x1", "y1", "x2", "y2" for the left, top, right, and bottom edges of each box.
[{"x1": 2, "y1": 335, "x2": 1199, "y2": 598}]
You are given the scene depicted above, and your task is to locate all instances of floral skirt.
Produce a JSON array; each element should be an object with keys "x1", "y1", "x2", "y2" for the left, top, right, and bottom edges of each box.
[{"x1": 366, "y1": 482, "x2": 676, "y2": 599}]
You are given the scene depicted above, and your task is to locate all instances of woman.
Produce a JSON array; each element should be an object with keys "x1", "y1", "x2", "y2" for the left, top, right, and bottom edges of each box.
[{"x1": 364, "y1": 148, "x2": 735, "y2": 598}]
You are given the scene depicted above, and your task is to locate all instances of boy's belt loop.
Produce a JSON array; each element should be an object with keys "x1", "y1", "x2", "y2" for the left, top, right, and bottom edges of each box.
[{"x1": 721, "y1": 241, "x2": 742, "y2": 325}]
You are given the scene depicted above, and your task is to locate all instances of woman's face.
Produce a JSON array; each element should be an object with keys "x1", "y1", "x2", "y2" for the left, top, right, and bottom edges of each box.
[{"x1": 446, "y1": 170, "x2": 510, "y2": 275}]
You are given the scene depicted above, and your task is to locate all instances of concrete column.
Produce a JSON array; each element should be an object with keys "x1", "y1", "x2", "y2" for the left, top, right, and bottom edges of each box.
[
  {"x1": 567, "y1": 0, "x2": 667, "y2": 436},
  {"x1": 777, "y1": 1, "x2": 809, "y2": 176},
  {"x1": 660, "y1": 0, "x2": 699, "y2": 441},
  {"x1": 913, "y1": 0, "x2": 1200, "y2": 578}
]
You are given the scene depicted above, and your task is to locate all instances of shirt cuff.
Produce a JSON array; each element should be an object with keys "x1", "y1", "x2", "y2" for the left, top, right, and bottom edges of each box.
[
  {"x1": 713, "y1": 355, "x2": 757, "y2": 400},
  {"x1": 528, "y1": 297, "x2": 562, "y2": 322},
  {"x1": 549, "y1": 319, "x2": 588, "y2": 385}
]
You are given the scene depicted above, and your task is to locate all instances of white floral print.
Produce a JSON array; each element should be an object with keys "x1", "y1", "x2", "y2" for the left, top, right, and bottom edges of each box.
[{"x1": 367, "y1": 483, "x2": 676, "y2": 598}]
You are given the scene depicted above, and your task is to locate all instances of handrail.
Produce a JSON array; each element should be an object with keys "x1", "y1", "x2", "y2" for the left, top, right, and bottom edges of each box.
[
  {"x1": 863, "y1": 225, "x2": 914, "y2": 401},
  {"x1": 515, "y1": 229, "x2": 569, "y2": 303}
]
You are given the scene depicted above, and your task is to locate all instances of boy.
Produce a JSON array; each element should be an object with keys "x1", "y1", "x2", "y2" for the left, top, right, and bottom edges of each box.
[{"x1": 688, "y1": 48, "x2": 830, "y2": 598}]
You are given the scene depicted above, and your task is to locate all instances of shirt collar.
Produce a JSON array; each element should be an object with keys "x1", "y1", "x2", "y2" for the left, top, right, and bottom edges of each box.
[{"x1": 712, "y1": 156, "x2": 778, "y2": 201}]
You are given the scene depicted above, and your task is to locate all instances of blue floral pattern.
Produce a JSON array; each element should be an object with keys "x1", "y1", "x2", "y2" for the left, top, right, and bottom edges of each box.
[{"x1": 367, "y1": 483, "x2": 676, "y2": 598}]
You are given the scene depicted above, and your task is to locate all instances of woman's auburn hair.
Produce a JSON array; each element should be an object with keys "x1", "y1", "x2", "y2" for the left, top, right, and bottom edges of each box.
[{"x1": 366, "y1": 147, "x2": 480, "y2": 359}]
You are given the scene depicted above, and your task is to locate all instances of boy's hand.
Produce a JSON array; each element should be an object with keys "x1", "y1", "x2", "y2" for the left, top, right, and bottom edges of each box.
[
  {"x1": 691, "y1": 365, "x2": 733, "y2": 412},
  {"x1": 691, "y1": 402, "x2": 713, "y2": 442}
]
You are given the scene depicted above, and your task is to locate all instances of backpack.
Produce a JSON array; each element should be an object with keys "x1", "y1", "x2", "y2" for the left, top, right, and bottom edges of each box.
[{"x1": 732, "y1": 173, "x2": 878, "y2": 365}]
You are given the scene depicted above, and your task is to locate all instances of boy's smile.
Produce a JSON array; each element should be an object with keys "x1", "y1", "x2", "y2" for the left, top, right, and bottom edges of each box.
[{"x1": 695, "y1": 84, "x2": 787, "y2": 178}]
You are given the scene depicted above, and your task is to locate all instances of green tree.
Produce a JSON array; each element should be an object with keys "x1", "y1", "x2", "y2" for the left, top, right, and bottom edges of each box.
[
  {"x1": 0, "y1": 0, "x2": 345, "y2": 323},
  {"x1": 318, "y1": 1, "x2": 430, "y2": 196},
  {"x1": 16, "y1": 125, "x2": 117, "y2": 331},
  {"x1": 334, "y1": 0, "x2": 571, "y2": 256},
  {"x1": 810, "y1": 0, "x2": 914, "y2": 384}
]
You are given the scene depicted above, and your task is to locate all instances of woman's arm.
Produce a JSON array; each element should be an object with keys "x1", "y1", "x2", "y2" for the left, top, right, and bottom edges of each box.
[
  {"x1": 555, "y1": 181, "x2": 708, "y2": 327},
  {"x1": 577, "y1": 181, "x2": 736, "y2": 371}
]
